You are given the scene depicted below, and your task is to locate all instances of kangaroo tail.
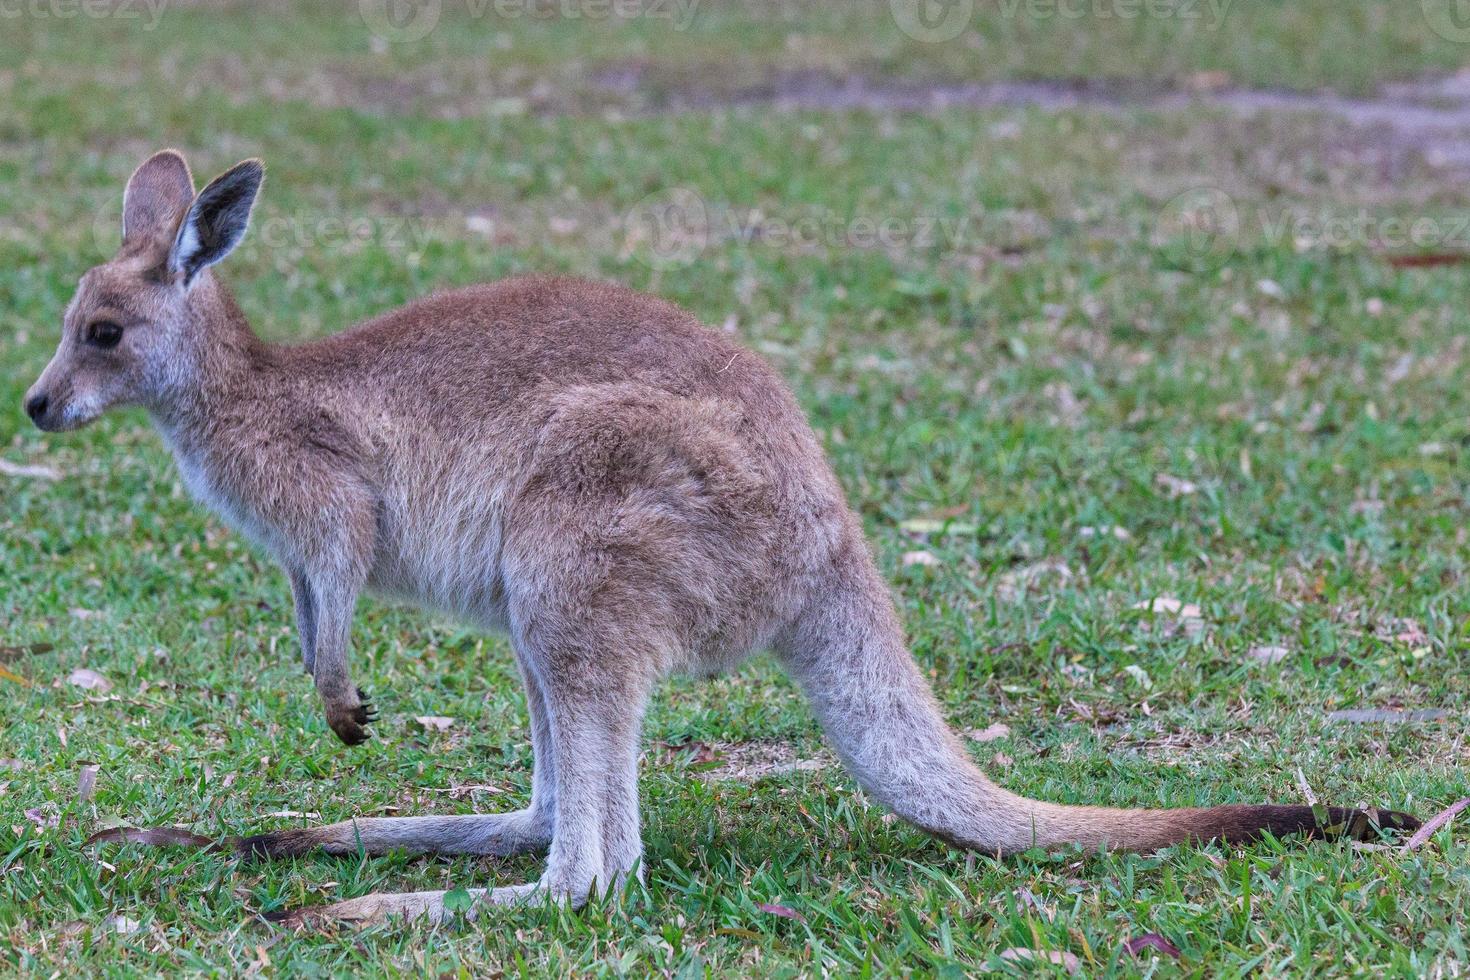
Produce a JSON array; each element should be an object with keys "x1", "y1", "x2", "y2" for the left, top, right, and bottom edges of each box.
[{"x1": 779, "y1": 542, "x2": 1418, "y2": 855}]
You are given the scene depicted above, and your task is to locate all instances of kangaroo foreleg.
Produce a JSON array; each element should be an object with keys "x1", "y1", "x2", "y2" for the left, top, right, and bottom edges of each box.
[
  {"x1": 307, "y1": 575, "x2": 376, "y2": 745},
  {"x1": 288, "y1": 567, "x2": 317, "y2": 676}
]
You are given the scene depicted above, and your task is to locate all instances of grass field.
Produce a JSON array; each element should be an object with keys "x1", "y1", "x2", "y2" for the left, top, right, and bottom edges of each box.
[{"x1": 3, "y1": 1, "x2": 1470, "y2": 975}]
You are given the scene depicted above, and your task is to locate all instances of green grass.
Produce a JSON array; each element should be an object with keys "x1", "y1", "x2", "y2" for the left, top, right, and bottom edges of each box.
[{"x1": 2, "y1": 2, "x2": 1469, "y2": 975}]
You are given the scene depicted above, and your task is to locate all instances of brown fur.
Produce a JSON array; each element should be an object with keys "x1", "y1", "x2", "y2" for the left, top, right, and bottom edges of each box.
[{"x1": 27, "y1": 151, "x2": 1418, "y2": 926}]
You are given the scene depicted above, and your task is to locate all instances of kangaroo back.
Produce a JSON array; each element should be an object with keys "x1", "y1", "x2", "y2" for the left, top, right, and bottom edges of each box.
[{"x1": 778, "y1": 529, "x2": 1416, "y2": 854}]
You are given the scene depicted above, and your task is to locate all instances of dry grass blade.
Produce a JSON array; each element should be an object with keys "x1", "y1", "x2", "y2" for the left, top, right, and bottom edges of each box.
[
  {"x1": 0, "y1": 664, "x2": 33, "y2": 686},
  {"x1": 999, "y1": 948, "x2": 1081, "y2": 974},
  {"x1": 83, "y1": 826, "x2": 223, "y2": 851},
  {"x1": 1402, "y1": 798, "x2": 1470, "y2": 852},
  {"x1": 0, "y1": 458, "x2": 62, "y2": 480},
  {"x1": 1328, "y1": 708, "x2": 1447, "y2": 724}
]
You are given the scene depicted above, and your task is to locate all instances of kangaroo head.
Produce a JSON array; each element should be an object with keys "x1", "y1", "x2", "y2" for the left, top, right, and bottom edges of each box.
[{"x1": 24, "y1": 149, "x2": 263, "y2": 431}]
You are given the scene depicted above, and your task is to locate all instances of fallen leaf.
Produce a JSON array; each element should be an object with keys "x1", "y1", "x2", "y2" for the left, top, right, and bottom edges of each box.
[
  {"x1": 1123, "y1": 933, "x2": 1182, "y2": 959},
  {"x1": 757, "y1": 903, "x2": 805, "y2": 922},
  {"x1": 966, "y1": 723, "x2": 1011, "y2": 743},
  {"x1": 1377, "y1": 617, "x2": 1430, "y2": 647},
  {"x1": 1328, "y1": 708, "x2": 1447, "y2": 724},
  {"x1": 0, "y1": 759, "x2": 23, "y2": 771},
  {"x1": 0, "y1": 643, "x2": 54, "y2": 662},
  {"x1": 1133, "y1": 597, "x2": 1202, "y2": 619},
  {"x1": 1123, "y1": 664, "x2": 1153, "y2": 689},
  {"x1": 1079, "y1": 524, "x2": 1131, "y2": 541},
  {"x1": 898, "y1": 518, "x2": 980, "y2": 536},
  {"x1": 1256, "y1": 278, "x2": 1285, "y2": 300},
  {"x1": 263, "y1": 810, "x2": 321, "y2": 820},
  {"x1": 69, "y1": 608, "x2": 102, "y2": 621},
  {"x1": 25, "y1": 805, "x2": 60, "y2": 830},
  {"x1": 1401, "y1": 798, "x2": 1470, "y2": 852},
  {"x1": 661, "y1": 740, "x2": 722, "y2": 768},
  {"x1": 414, "y1": 715, "x2": 455, "y2": 731},
  {"x1": 83, "y1": 826, "x2": 221, "y2": 850},
  {"x1": 78, "y1": 763, "x2": 99, "y2": 803},
  {"x1": 1384, "y1": 252, "x2": 1470, "y2": 268},
  {"x1": 0, "y1": 458, "x2": 62, "y2": 480},
  {"x1": 901, "y1": 550, "x2": 940, "y2": 567},
  {"x1": 101, "y1": 914, "x2": 142, "y2": 935},
  {"x1": 999, "y1": 948, "x2": 1080, "y2": 974},
  {"x1": 1249, "y1": 644, "x2": 1291, "y2": 664},
  {"x1": 1153, "y1": 473, "x2": 1198, "y2": 498},
  {"x1": 67, "y1": 668, "x2": 113, "y2": 693}
]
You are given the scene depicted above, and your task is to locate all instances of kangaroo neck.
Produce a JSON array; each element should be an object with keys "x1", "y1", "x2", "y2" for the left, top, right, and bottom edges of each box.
[{"x1": 147, "y1": 276, "x2": 273, "y2": 442}]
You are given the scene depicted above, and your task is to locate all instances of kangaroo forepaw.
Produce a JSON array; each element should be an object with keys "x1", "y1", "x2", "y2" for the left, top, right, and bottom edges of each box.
[{"x1": 326, "y1": 688, "x2": 378, "y2": 746}]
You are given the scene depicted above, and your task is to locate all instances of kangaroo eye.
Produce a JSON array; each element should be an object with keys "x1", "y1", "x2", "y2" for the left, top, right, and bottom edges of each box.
[{"x1": 85, "y1": 321, "x2": 123, "y2": 349}]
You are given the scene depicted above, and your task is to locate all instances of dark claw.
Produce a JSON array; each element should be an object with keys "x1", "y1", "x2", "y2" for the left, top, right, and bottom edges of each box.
[
  {"x1": 333, "y1": 721, "x2": 371, "y2": 746},
  {"x1": 327, "y1": 689, "x2": 379, "y2": 746}
]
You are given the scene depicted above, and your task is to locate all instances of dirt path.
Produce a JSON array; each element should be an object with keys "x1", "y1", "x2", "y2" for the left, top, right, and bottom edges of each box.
[{"x1": 609, "y1": 69, "x2": 1470, "y2": 171}]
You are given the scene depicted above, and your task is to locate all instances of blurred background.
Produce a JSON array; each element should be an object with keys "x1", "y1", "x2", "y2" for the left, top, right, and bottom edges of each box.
[{"x1": 2, "y1": 1, "x2": 1468, "y2": 974}]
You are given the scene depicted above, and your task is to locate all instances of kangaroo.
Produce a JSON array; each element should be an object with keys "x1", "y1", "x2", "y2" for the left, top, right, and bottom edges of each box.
[{"x1": 26, "y1": 149, "x2": 1418, "y2": 926}]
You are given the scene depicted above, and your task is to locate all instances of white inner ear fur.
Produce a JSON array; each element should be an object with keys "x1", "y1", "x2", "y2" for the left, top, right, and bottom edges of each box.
[{"x1": 171, "y1": 215, "x2": 203, "y2": 277}]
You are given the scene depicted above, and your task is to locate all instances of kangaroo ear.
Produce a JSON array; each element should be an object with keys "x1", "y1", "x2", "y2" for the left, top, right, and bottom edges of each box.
[
  {"x1": 169, "y1": 158, "x2": 264, "y2": 287},
  {"x1": 123, "y1": 149, "x2": 195, "y2": 248}
]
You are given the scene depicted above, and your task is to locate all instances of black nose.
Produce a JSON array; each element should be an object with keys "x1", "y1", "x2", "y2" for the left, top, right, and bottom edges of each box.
[{"x1": 24, "y1": 392, "x2": 48, "y2": 422}]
